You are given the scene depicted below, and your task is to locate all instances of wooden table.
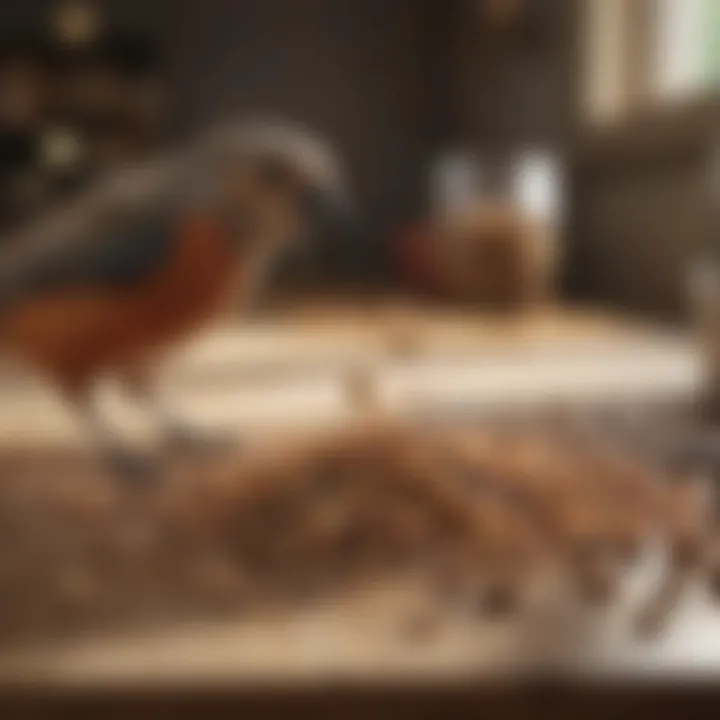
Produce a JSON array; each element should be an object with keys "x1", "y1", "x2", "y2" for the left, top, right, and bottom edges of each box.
[{"x1": 0, "y1": 303, "x2": 717, "y2": 715}]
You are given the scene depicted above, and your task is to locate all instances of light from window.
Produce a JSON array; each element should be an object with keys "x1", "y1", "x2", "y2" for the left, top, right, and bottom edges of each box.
[
  {"x1": 652, "y1": 0, "x2": 704, "y2": 99},
  {"x1": 584, "y1": 0, "x2": 720, "y2": 123}
]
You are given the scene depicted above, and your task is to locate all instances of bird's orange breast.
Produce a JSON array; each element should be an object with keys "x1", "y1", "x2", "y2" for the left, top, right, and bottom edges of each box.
[{"x1": 2, "y1": 214, "x2": 241, "y2": 386}]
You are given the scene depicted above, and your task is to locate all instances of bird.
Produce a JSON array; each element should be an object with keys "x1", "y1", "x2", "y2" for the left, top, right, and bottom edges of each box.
[{"x1": 0, "y1": 121, "x2": 353, "y2": 480}]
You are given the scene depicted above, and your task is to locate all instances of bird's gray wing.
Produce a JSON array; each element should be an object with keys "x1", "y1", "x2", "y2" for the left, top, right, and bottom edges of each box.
[{"x1": 0, "y1": 161, "x2": 184, "y2": 308}]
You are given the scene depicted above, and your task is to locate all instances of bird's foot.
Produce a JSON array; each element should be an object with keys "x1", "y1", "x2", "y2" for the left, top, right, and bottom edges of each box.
[
  {"x1": 166, "y1": 424, "x2": 238, "y2": 456},
  {"x1": 104, "y1": 449, "x2": 160, "y2": 485}
]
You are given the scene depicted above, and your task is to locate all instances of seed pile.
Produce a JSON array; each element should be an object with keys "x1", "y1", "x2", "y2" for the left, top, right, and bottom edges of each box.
[{"x1": 0, "y1": 419, "x2": 716, "y2": 647}]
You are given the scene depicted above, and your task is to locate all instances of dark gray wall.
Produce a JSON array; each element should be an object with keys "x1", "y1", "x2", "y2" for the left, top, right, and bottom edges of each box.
[
  {"x1": 119, "y1": 0, "x2": 456, "y2": 225},
  {"x1": 452, "y1": 0, "x2": 579, "y2": 153}
]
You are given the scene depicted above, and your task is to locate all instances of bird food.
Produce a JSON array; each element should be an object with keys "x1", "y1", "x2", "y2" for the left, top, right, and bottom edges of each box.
[{"x1": 0, "y1": 414, "x2": 715, "y2": 648}]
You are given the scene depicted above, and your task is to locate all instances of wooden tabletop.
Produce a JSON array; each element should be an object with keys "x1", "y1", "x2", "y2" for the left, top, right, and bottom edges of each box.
[{"x1": 0, "y1": 303, "x2": 715, "y2": 692}]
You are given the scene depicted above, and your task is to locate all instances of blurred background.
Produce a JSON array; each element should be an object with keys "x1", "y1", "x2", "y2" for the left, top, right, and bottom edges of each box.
[
  {"x1": 3, "y1": 0, "x2": 720, "y2": 713},
  {"x1": 0, "y1": 0, "x2": 716, "y2": 319}
]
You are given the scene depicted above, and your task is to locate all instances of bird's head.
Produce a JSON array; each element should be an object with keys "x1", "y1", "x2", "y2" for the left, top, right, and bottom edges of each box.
[{"x1": 191, "y1": 121, "x2": 356, "y2": 261}]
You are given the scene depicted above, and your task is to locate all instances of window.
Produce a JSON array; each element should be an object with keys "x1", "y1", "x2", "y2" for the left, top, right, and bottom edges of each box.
[
  {"x1": 652, "y1": 0, "x2": 720, "y2": 99},
  {"x1": 583, "y1": 0, "x2": 720, "y2": 124}
]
